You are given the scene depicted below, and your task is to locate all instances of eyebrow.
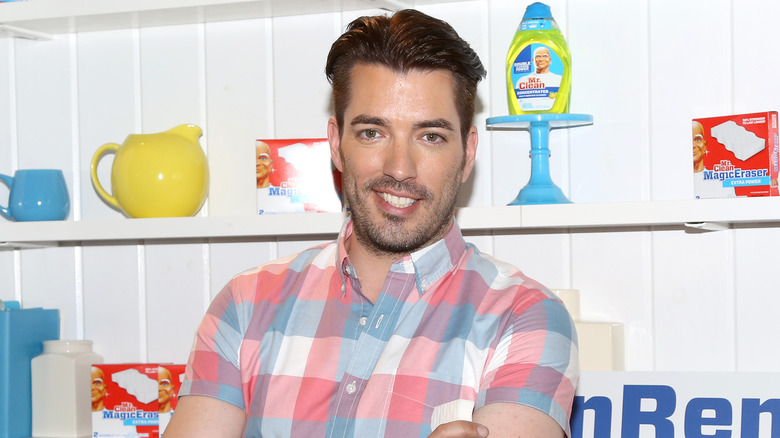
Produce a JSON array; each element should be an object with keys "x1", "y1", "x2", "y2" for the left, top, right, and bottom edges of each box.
[
  {"x1": 350, "y1": 115, "x2": 455, "y2": 131},
  {"x1": 350, "y1": 115, "x2": 387, "y2": 127}
]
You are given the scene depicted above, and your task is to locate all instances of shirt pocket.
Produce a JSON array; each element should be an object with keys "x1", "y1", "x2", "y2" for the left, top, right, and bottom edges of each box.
[{"x1": 388, "y1": 368, "x2": 476, "y2": 432}]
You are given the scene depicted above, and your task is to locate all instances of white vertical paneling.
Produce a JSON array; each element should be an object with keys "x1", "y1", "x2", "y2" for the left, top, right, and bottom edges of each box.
[
  {"x1": 18, "y1": 247, "x2": 77, "y2": 336},
  {"x1": 652, "y1": 229, "x2": 735, "y2": 371},
  {"x1": 647, "y1": 0, "x2": 737, "y2": 371},
  {"x1": 271, "y1": 12, "x2": 342, "y2": 138},
  {"x1": 14, "y1": 33, "x2": 80, "y2": 336},
  {"x1": 421, "y1": 1, "x2": 493, "y2": 208},
  {"x1": 145, "y1": 242, "x2": 207, "y2": 364},
  {"x1": 571, "y1": 230, "x2": 654, "y2": 370},
  {"x1": 139, "y1": 24, "x2": 204, "y2": 132},
  {"x1": 136, "y1": 23, "x2": 210, "y2": 364},
  {"x1": 567, "y1": 0, "x2": 650, "y2": 203},
  {"x1": 204, "y1": 18, "x2": 272, "y2": 217},
  {"x1": 491, "y1": 231, "x2": 572, "y2": 289},
  {"x1": 733, "y1": 1, "x2": 780, "y2": 112},
  {"x1": 77, "y1": 29, "x2": 138, "y2": 220},
  {"x1": 76, "y1": 29, "x2": 145, "y2": 362},
  {"x1": 648, "y1": 0, "x2": 732, "y2": 201},
  {"x1": 208, "y1": 241, "x2": 277, "y2": 300},
  {"x1": 733, "y1": 227, "x2": 780, "y2": 371},
  {"x1": 82, "y1": 245, "x2": 142, "y2": 362}
]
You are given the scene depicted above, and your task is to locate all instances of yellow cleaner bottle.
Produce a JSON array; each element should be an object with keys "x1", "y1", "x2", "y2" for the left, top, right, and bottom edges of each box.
[{"x1": 506, "y1": 2, "x2": 571, "y2": 114}]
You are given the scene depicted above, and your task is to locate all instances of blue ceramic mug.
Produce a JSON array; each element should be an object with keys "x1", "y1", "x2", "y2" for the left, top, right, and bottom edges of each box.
[{"x1": 0, "y1": 169, "x2": 70, "y2": 221}]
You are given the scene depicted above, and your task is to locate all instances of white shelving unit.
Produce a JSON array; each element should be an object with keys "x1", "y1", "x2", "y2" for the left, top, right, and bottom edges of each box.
[
  {"x1": 3, "y1": 0, "x2": 779, "y2": 248},
  {"x1": 0, "y1": 0, "x2": 465, "y2": 38},
  {"x1": 3, "y1": 197, "x2": 780, "y2": 247}
]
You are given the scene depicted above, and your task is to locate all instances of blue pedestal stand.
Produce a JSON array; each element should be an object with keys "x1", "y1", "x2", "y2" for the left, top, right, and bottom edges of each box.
[{"x1": 486, "y1": 113, "x2": 593, "y2": 205}]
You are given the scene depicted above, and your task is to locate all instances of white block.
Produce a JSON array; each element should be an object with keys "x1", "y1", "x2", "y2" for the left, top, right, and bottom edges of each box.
[{"x1": 575, "y1": 321, "x2": 625, "y2": 371}]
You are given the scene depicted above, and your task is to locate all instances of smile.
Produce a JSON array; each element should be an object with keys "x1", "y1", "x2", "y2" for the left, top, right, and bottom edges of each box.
[{"x1": 378, "y1": 192, "x2": 417, "y2": 208}]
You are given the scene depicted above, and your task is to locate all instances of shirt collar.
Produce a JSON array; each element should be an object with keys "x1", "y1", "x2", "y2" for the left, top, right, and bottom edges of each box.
[{"x1": 335, "y1": 217, "x2": 467, "y2": 297}]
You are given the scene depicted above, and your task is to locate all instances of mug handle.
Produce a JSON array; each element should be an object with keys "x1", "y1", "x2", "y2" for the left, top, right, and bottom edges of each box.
[
  {"x1": 90, "y1": 143, "x2": 121, "y2": 209},
  {"x1": 0, "y1": 173, "x2": 12, "y2": 219}
]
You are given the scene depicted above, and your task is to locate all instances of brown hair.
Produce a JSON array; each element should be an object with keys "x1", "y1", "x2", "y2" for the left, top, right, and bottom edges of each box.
[{"x1": 325, "y1": 9, "x2": 486, "y2": 143}]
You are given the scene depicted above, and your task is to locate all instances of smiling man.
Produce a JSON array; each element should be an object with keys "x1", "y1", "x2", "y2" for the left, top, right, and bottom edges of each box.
[{"x1": 166, "y1": 9, "x2": 578, "y2": 438}]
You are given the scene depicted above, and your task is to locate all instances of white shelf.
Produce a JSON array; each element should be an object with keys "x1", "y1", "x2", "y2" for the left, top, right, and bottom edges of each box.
[
  {"x1": 0, "y1": 0, "x2": 465, "y2": 38},
  {"x1": 3, "y1": 198, "x2": 780, "y2": 247}
]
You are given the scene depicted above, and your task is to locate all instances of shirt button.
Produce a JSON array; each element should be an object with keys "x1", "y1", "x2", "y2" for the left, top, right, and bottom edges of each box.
[
  {"x1": 359, "y1": 317, "x2": 368, "y2": 326},
  {"x1": 346, "y1": 381, "x2": 357, "y2": 394}
]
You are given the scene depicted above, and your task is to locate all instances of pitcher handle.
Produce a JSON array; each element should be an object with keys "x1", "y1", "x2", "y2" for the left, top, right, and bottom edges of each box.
[
  {"x1": 90, "y1": 143, "x2": 121, "y2": 209},
  {"x1": 0, "y1": 173, "x2": 13, "y2": 219}
]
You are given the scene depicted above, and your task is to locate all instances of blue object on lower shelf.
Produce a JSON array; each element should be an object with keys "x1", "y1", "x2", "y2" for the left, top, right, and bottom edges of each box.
[
  {"x1": 0, "y1": 304, "x2": 60, "y2": 438},
  {"x1": 487, "y1": 113, "x2": 593, "y2": 205}
]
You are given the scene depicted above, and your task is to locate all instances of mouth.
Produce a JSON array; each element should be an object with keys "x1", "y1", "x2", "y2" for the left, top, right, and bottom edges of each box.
[{"x1": 378, "y1": 191, "x2": 418, "y2": 208}]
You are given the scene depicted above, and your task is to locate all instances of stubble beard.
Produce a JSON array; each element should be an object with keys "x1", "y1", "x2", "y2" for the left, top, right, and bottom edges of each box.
[{"x1": 342, "y1": 159, "x2": 462, "y2": 258}]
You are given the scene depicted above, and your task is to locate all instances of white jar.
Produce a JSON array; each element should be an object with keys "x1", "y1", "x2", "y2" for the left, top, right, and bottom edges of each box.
[{"x1": 31, "y1": 340, "x2": 103, "y2": 437}]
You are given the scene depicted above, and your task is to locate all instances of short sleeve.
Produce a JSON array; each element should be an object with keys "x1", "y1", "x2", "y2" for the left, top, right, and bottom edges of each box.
[
  {"x1": 476, "y1": 294, "x2": 579, "y2": 436},
  {"x1": 179, "y1": 280, "x2": 247, "y2": 410}
]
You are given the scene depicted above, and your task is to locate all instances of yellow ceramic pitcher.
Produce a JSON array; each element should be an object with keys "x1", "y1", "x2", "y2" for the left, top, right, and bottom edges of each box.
[{"x1": 90, "y1": 124, "x2": 209, "y2": 218}]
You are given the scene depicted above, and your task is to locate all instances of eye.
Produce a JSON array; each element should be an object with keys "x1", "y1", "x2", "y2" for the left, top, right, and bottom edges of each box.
[
  {"x1": 363, "y1": 129, "x2": 379, "y2": 139},
  {"x1": 356, "y1": 128, "x2": 384, "y2": 142},
  {"x1": 422, "y1": 132, "x2": 445, "y2": 144}
]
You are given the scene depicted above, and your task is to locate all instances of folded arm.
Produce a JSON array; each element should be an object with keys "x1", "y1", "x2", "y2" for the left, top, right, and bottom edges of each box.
[
  {"x1": 163, "y1": 395, "x2": 246, "y2": 438},
  {"x1": 429, "y1": 403, "x2": 564, "y2": 438}
]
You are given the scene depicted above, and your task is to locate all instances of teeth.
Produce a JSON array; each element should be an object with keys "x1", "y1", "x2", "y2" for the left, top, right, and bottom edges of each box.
[{"x1": 379, "y1": 192, "x2": 416, "y2": 208}]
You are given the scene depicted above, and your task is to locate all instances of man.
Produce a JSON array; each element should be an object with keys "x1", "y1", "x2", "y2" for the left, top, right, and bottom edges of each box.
[{"x1": 166, "y1": 9, "x2": 577, "y2": 438}]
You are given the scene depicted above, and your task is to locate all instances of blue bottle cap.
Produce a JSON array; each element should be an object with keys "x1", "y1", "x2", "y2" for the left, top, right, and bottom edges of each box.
[{"x1": 523, "y1": 2, "x2": 553, "y2": 19}]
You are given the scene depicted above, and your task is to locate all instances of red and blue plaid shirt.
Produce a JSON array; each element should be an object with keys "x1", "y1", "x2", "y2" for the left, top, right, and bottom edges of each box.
[{"x1": 181, "y1": 218, "x2": 579, "y2": 437}]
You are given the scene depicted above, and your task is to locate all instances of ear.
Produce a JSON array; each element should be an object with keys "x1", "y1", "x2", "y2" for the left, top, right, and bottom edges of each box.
[
  {"x1": 327, "y1": 117, "x2": 344, "y2": 172},
  {"x1": 461, "y1": 126, "x2": 478, "y2": 183}
]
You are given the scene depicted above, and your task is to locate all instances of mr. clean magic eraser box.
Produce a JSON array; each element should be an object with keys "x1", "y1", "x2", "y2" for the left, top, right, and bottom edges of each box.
[
  {"x1": 92, "y1": 364, "x2": 185, "y2": 438},
  {"x1": 255, "y1": 139, "x2": 343, "y2": 214},
  {"x1": 692, "y1": 111, "x2": 779, "y2": 198}
]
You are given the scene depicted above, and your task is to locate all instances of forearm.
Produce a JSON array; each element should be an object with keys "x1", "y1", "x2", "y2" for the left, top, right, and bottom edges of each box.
[{"x1": 163, "y1": 395, "x2": 246, "y2": 438}]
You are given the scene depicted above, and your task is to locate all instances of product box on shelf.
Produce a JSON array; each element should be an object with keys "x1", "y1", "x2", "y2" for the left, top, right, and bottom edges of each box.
[
  {"x1": 692, "y1": 111, "x2": 779, "y2": 199},
  {"x1": 92, "y1": 363, "x2": 185, "y2": 438},
  {"x1": 256, "y1": 138, "x2": 343, "y2": 214}
]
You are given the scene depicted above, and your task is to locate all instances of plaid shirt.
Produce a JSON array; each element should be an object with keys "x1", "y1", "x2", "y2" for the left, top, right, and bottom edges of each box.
[{"x1": 181, "y1": 219, "x2": 578, "y2": 437}]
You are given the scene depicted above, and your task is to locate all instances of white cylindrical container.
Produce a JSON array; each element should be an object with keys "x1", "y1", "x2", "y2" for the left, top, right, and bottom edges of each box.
[{"x1": 31, "y1": 340, "x2": 103, "y2": 437}]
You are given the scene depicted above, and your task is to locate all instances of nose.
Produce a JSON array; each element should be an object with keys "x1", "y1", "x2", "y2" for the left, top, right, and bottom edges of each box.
[{"x1": 383, "y1": 138, "x2": 417, "y2": 182}]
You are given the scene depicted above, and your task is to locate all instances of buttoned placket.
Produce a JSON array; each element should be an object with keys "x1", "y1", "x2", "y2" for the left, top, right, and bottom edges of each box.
[{"x1": 327, "y1": 260, "x2": 416, "y2": 438}]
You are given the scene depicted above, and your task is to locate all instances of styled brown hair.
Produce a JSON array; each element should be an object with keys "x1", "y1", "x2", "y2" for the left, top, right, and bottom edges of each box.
[{"x1": 325, "y1": 9, "x2": 486, "y2": 143}]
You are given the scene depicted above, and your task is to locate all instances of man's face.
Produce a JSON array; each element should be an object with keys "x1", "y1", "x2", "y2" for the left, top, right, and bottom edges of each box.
[
  {"x1": 256, "y1": 142, "x2": 274, "y2": 186},
  {"x1": 693, "y1": 122, "x2": 707, "y2": 166},
  {"x1": 91, "y1": 367, "x2": 107, "y2": 408},
  {"x1": 158, "y1": 367, "x2": 174, "y2": 407},
  {"x1": 534, "y1": 48, "x2": 551, "y2": 72},
  {"x1": 328, "y1": 64, "x2": 476, "y2": 255}
]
